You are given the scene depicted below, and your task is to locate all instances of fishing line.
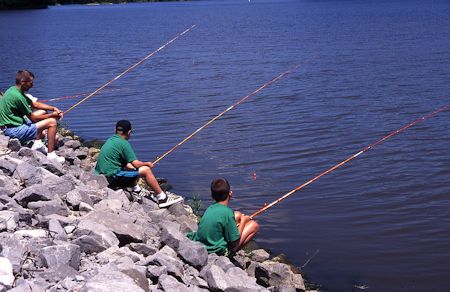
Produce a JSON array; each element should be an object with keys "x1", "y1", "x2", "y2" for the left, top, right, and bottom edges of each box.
[
  {"x1": 40, "y1": 88, "x2": 122, "y2": 103},
  {"x1": 249, "y1": 102, "x2": 450, "y2": 219},
  {"x1": 64, "y1": 24, "x2": 196, "y2": 115},
  {"x1": 152, "y1": 55, "x2": 317, "y2": 165}
]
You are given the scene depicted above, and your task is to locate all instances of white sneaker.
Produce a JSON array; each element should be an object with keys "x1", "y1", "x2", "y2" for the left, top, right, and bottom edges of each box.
[
  {"x1": 158, "y1": 192, "x2": 184, "y2": 208},
  {"x1": 47, "y1": 151, "x2": 65, "y2": 163},
  {"x1": 31, "y1": 140, "x2": 48, "y2": 154},
  {"x1": 132, "y1": 185, "x2": 142, "y2": 193}
]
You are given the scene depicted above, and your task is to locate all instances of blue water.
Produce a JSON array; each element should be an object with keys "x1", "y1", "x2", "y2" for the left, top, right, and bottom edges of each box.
[{"x1": 1, "y1": 0, "x2": 450, "y2": 291}]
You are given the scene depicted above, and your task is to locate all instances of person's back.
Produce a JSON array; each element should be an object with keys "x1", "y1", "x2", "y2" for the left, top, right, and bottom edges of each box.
[
  {"x1": 95, "y1": 134, "x2": 136, "y2": 177},
  {"x1": 0, "y1": 86, "x2": 31, "y2": 127},
  {"x1": 194, "y1": 202, "x2": 240, "y2": 255}
]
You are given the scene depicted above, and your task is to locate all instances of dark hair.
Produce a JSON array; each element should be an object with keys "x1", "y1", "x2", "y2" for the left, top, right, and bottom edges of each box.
[
  {"x1": 211, "y1": 178, "x2": 230, "y2": 202},
  {"x1": 16, "y1": 70, "x2": 34, "y2": 85}
]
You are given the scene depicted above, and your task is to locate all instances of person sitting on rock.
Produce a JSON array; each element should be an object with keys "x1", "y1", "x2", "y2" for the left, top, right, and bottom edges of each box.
[
  {"x1": 94, "y1": 119, "x2": 183, "y2": 208},
  {"x1": 188, "y1": 178, "x2": 260, "y2": 256},
  {"x1": 0, "y1": 70, "x2": 65, "y2": 163}
]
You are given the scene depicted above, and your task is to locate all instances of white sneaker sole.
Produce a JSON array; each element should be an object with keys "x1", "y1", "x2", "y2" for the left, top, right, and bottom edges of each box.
[{"x1": 158, "y1": 196, "x2": 183, "y2": 208}]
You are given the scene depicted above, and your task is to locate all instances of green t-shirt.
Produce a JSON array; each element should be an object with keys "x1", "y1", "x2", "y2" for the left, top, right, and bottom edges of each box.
[
  {"x1": 189, "y1": 203, "x2": 240, "y2": 255},
  {"x1": 94, "y1": 134, "x2": 138, "y2": 177},
  {"x1": 0, "y1": 86, "x2": 32, "y2": 126}
]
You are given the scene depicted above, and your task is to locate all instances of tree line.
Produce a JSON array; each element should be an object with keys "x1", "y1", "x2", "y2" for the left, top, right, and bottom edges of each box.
[{"x1": 0, "y1": 0, "x2": 181, "y2": 10}]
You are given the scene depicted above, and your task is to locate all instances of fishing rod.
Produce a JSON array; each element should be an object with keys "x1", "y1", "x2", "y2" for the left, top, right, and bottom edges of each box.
[
  {"x1": 64, "y1": 24, "x2": 196, "y2": 115},
  {"x1": 152, "y1": 56, "x2": 316, "y2": 165},
  {"x1": 249, "y1": 102, "x2": 450, "y2": 219},
  {"x1": 40, "y1": 88, "x2": 122, "y2": 103}
]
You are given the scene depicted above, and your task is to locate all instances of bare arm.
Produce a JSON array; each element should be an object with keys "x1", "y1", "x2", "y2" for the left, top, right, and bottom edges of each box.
[
  {"x1": 229, "y1": 214, "x2": 251, "y2": 252},
  {"x1": 30, "y1": 101, "x2": 63, "y2": 121},
  {"x1": 130, "y1": 160, "x2": 154, "y2": 169}
]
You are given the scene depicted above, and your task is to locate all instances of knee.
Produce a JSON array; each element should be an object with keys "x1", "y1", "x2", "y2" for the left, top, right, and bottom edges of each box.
[
  {"x1": 249, "y1": 220, "x2": 260, "y2": 232},
  {"x1": 47, "y1": 118, "x2": 57, "y2": 127},
  {"x1": 234, "y1": 211, "x2": 243, "y2": 221},
  {"x1": 138, "y1": 166, "x2": 151, "y2": 175}
]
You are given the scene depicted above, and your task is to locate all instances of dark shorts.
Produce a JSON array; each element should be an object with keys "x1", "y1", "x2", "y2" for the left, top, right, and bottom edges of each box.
[{"x1": 106, "y1": 170, "x2": 139, "y2": 189}]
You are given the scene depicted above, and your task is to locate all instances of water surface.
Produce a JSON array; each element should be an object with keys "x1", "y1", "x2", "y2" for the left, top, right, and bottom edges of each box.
[{"x1": 1, "y1": 1, "x2": 450, "y2": 291}]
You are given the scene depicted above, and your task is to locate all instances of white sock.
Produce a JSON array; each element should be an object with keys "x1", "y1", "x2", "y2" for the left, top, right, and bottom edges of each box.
[{"x1": 156, "y1": 192, "x2": 167, "y2": 201}]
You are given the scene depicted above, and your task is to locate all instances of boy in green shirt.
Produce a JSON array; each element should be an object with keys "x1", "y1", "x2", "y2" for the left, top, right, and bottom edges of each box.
[
  {"x1": 0, "y1": 70, "x2": 64, "y2": 163},
  {"x1": 95, "y1": 120, "x2": 183, "y2": 208},
  {"x1": 189, "y1": 178, "x2": 260, "y2": 255}
]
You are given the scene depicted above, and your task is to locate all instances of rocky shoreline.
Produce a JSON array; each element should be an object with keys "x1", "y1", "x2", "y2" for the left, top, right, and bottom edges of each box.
[{"x1": 0, "y1": 130, "x2": 317, "y2": 291}]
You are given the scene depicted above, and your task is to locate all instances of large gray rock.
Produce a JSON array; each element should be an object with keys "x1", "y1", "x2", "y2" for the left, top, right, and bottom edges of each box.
[
  {"x1": 0, "y1": 157, "x2": 17, "y2": 176},
  {"x1": 0, "y1": 174, "x2": 21, "y2": 195},
  {"x1": 28, "y1": 199, "x2": 69, "y2": 217},
  {"x1": 63, "y1": 140, "x2": 81, "y2": 150},
  {"x1": 97, "y1": 246, "x2": 144, "y2": 264},
  {"x1": 13, "y1": 184, "x2": 53, "y2": 207},
  {"x1": 40, "y1": 169, "x2": 75, "y2": 196},
  {"x1": 0, "y1": 257, "x2": 14, "y2": 286},
  {"x1": 128, "y1": 243, "x2": 158, "y2": 257},
  {"x1": 80, "y1": 270, "x2": 146, "y2": 292},
  {"x1": 39, "y1": 243, "x2": 81, "y2": 270},
  {"x1": 144, "y1": 250, "x2": 184, "y2": 281},
  {"x1": 14, "y1": 229, "x2": 47, "y2": 238},
  {"x1": 160, "y1": 221, "x2": 185, "y2": 250},
  {"x1": 72, "y1": 235, "x2": 108, "y2": 254},
  {"x1": 66, "y1": 188, "x2": 94, "y2": 209},
  {"x1": 177, "y1": 239, "x2": 208, "y2": 270},
  {"x1": 254, "y1": 261, "x2": 305, "y2": 291},
  {"x1": 203, "y1": 264, "x2": 229, "y2": 291},
  {"x1": 7, "y1": 139, "x2": 20, "y2": 152},
  {"x1": 0, "y1": 211, "x2": 18, "y2": 231},
  {"x1": 37, "y1": 264, "x2": 78, "y2": 283},
  {"x1": 12, "y1": 161, "x2": 41, "y2": 186},
  {"x1": 74, "y1": 220, "x2": 119, "y2": 250},
  {"x1": 203, "y1": 264, "x2": 265, "y2": 291},
  {"x1": 0, "y1": 234, "x2": 27, "y2": 274},
  {"x1": 48, "y1": 219, "x2": 67, "y2": 241},
  {"x1": 18, "y1": 147, "x2": 46, "y2": 162},
  {"x1": 120, "y1": 268, "x2": 150, "y2": 292},
  {"x1": 250, "y1": 249, "x2": 271, "y2": 263},
  {"x1": 39, "y1": 157, "x2": 65, "y2": 176},
  {"x1": 105, "y1": 189, "x2": 130, "y2": 209},
  {"x1": 80, "y1": 210, "x2": 144, "y2": 244},
  {"x1": 80, "y1": 172, "x2": 108, "y2": 190},
  {"x1": 158, "y1": 274, "x2": 192, "y2": 292}
]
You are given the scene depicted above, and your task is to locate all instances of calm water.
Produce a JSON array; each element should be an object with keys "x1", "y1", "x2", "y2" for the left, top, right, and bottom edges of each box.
[{"x1": 1, "y1": 0, "x2": 450, "y2": 290}]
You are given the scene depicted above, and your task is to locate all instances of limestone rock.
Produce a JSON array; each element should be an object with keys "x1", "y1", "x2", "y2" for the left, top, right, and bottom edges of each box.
[
  {"x1": 177, "y1": 239, "x2": 208, "y2": 270},
  {"x1": 40, "y1": 243, "x2": 81, "y2": 270},
  {"x1": 13, "y1": 184, "x2": 53, "y2": 207},
  {"x1": 80, "y1": 270, "x2": 146, "y2": 292},
  {"x1": 0, "y1": 257, "x2": 14, "y2": 287},
  {"x1": 0, "y1": 211, "x2": 18, "y2": 231}
]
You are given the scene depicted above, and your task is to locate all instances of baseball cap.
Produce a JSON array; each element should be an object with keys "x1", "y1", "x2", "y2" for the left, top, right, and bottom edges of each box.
[{"x1": 116, "y1": 120, "x2": 132, "y2": 133}]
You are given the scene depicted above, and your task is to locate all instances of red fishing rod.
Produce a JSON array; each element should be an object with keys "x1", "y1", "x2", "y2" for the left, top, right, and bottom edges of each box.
[
  {"x1": 152, "y1": 55, "x2": 317, "y2": 165},
  {"x1": 64, "y1": 24, "x2": 196, "y2": 115},
  {"x1": 40, "y1": 88, "x2": 122, "y2": 103},
  {"x1": 250, "y1": 102, "x2": 450, "y2": 219}
]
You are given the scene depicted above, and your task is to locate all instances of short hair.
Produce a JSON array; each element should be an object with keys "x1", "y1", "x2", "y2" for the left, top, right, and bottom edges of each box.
[
  {"x1": 211, "y1": 178, "x2": 230, "y2": 202},
  {"x1": 16, "y1": 70, "x2": 35, "y2": 85}
]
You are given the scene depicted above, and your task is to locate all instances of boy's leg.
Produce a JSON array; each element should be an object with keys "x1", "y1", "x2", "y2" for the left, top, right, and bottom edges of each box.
[
  {"x1": 138, "y1": 166, "x2": 163, "y2": 194},
  {"x1": 234, "y1": 211, "x2": 260, "y2": 250},
  {"x1": 238, "y1": 220, "x2": 259, "y2": 249},
  {"x1": 35, "y1": 118, "x2": 57, "y2": 152}
]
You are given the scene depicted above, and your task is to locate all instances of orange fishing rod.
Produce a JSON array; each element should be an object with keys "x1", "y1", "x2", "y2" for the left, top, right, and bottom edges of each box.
[
  {"x1": 64, "y1": 24, "x2": 196, "y2": 115},
  {"x1": 152, "y1": 56, "x2": 316, "y2": 165},
  {"x1": 249, "y1": 103, "x2": 450, "y2": 219}
]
